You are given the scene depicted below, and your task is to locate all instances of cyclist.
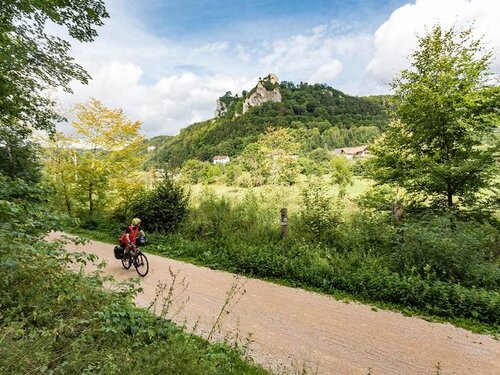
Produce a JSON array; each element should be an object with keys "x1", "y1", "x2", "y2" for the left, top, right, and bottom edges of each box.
[{"x1": 122, "y1": 217, "x2": 141, "y2": 256}]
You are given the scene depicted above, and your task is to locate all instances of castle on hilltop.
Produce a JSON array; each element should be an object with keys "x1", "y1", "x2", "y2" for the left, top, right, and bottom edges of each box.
[{"x1": 214, "y1": 73, "x2": 282, "y2": 117}]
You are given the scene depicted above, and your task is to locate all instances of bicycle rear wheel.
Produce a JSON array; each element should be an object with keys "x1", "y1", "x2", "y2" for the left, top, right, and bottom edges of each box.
[
  {"x1": 134, "y1": 252, "x2": 149, "y2": 277},
  {"x1": 121, "y1": 253, "x2": 132, "y2": 269}
]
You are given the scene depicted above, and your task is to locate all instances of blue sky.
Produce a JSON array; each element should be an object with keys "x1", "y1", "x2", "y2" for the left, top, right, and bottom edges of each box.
[
  {"x1": 137, "y1": 0, "x2": 406, "y2": 41},
  {"x1": 58, "y1": 0, "x2": 500, "y2": 137}
]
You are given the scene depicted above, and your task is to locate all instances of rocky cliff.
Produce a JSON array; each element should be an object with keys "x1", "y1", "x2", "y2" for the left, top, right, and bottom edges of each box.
[
  {"x1": 242, "y1": 74, "x2": 282, "y2": 114},
  {"x1": 214, "y1": 98, "x2": 228, "y2": 117},
  {"x1": 214, "y1": 73, "x2": 282, "y2": 118}
]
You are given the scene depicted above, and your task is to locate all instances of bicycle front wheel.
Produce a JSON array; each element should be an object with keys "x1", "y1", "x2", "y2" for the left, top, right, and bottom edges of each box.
[
  {"x1": 134, "y1": 253, "x2": 149, "y2": 277},
  {"x1": 121, "y1": 253, "x2": 132, "y2": 269}
]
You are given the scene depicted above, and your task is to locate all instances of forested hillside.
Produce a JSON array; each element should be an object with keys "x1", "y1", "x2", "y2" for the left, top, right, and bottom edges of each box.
[{"x1": 151, "y1": 80, "x2": 391, "y2": 168}]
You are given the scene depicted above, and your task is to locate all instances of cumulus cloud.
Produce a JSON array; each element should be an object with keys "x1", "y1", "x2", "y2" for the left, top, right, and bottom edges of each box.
[
  {"x1": 366, "y1": 0, "x2": 500, "y2": 89},
  {"x1": 57, "y1": 8, "x2": 369, "y2": 137},
  {"x1": 58, "y1": 64, "x2": 254, "y2": 136},
  {"x1": 55, "y1": 0, "x2": 500, "y2": 137},
  {"x1": 259, "y1": 25, "x2": 352, "y2": 83},
  {"x1": 309, "y1": 61, "x2": 343, "y2": 83}
]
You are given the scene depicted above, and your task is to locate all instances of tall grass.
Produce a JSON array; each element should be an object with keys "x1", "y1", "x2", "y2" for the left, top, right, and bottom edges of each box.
[
  {"x1": 143, "y1": 184, "x2": 500, "y2": 329},
  {"x1": 74, "y1": 180, "x2": 500, "y2": 332}
]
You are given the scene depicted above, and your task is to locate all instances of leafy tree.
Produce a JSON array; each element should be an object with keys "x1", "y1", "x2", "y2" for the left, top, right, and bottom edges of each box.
[
  {"x1": 181, "y1": 159, "x2": 206, "y2": 184},
  {"x1": 0, "y1": 1, "x2": 108, "y2": 178},
  {"x1": 260, "y1": 128, "x2": 300, "y2": 185},
  {"x1": 44, "y1": 132, "x2": 79, "y2": 215},
  {"x1": 239, "y1": 143, "x2": 266, "y2": 186},
  {"x1": 131, "y1": 175, "x2": 189, "y2": 233},
  {"x1": 45, "y1": 99, "x2": 145, "y2": 218},
  {"x1": 331, "y1": 156, "x2": 353, "y2": 198},
  {"x1": 0, "y1": 125, "x2": 41, "y2": 182},
  {"x1": 0, "y1": 0, "x2": 108, "y2": 133},
  {"x1": 369, "y1": 25, "x2": 499, "y2": 218},
  {"x1": 223, "y1": 162, "x2": 244, "y2": 186},
  {"x1": 323, "y1": 127, "x2": 345, "y2": 149}
]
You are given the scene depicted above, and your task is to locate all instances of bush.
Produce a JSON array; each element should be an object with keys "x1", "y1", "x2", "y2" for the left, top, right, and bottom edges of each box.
[
  {"x1": 146, "y1": 234, "x2": 500, "y2": 325},
  {"x1": 295, "y1": 182, "x2": 341, "y2": 245},
  {"x1": 182, "y1": 189, "x2": 281, "y2": 246},
  {"x1": 392, "y1": 216, "x2": 500, "y2": 288},
  {"x1": 130, "y1": 175, "x2": 189, "y2": 233},
  {"x1": 235, "y1": 171, "x2": 254, "y2": 188}
]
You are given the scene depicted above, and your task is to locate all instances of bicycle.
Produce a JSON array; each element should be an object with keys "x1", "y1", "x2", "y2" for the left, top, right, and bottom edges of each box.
[{"x1": 120, "y1": 245, "x2": 149, "y2": 277}]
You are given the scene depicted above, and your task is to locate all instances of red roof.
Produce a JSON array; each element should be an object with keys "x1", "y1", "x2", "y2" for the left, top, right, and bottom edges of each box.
[{"x1": 334, "y1": 146, "x2": 368, "y2": 155}]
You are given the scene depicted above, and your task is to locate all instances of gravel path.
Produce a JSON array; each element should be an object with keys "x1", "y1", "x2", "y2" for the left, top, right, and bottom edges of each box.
[{"x1": 51, "y1": 233, "x2": 500, "y2": 374}]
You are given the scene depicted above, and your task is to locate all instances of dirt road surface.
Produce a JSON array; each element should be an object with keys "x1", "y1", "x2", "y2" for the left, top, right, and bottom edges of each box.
[{"x1": 50, "y1": 233, "x2": 500, "y2": 374}]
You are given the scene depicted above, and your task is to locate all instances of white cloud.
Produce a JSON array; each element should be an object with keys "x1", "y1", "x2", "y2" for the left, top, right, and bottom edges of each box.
[
  {"x1": 196, "y1": 41, "x2": 229, "y2": 54},
  {"x1": 366, "y1": 0, "x2": 500, "y2": 89},
  {"x1": 258, "y1": 25, "x2": 371, "y2": 86},
  {"x1": 58, "y1": 63, "x2": 253, "y2": 136},
  {"x1": 309, "y1": 61, "x2": 343, "y2": 83},
  {"x1": 54, "y1": 0, "x2": 500, "y2": 138}
]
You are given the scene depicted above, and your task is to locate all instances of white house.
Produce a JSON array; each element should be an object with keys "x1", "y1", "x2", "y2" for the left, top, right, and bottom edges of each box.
[{"x1": 213, "y1": 155, "x2": 230, "y2": 165}]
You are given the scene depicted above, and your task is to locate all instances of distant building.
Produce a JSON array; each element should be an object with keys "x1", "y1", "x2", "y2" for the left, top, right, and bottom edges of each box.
[
  {"x1": 147, "y1": 145, "x2": 156, "y2": 152},
  {"x1": 213, "y1": 155, "x2": 230, "y2": 165},
  {"x1": 334, "y1": 146, "x2": 369, "y2": 159}
]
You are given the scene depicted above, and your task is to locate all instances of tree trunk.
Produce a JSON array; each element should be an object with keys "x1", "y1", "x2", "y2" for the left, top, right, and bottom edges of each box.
[
  {"x1": 60, "y1": 173, "x2": 72, "y2": 216},
  {"x1": 280, "y1": 208, "x2": 288, "y2": 240},
  {"x1": 88, "y1": 182, "x2": 93, "y2": 216},
  {"x1": 6, "y1": 141, "x2": 15, "y2": 178},
  {"x1": 447, "y1": 183, "x2": 456, "y2": 229},
  {"x1": 447, "y1": 189, "x2": 453, "y2": 209}
]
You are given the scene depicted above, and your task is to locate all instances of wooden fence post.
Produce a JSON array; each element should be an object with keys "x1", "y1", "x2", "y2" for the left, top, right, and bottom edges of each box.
[{"x1": 280, "y1": 208, "x2": 288, "y2": 240}]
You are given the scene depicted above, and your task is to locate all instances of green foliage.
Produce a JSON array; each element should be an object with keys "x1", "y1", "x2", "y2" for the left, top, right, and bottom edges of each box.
[
  {"x1": 258, "y1": 128, "x2": 300, "y2": 185},
  {"x1": 356, "y1": 185, "x2": 401, "y2": 213},
  {"x1": 223, "y1": 162, "x2": 245, "y2": 186},
  {"x1": 151, "y1": 82, "x2": 389, "y2": 168},
  {"x1": 330, "y1": 157, "x2": 353, "y2": 198},
  {"x1": 181, "y1": 159, "x2": 224, "y2": 185},
  {"x1": 0, "y1": 175, "x2": 71, "y2": 238},
  {"x1": 0, "y1": 0, "x2": 108, "y2": 178},
  {"x1": 146, "y1": 230, "x2": 500, "y2": 327},
  {"x1": 369, "y1": 25, "x2": 500, "y2": 215},
  {"x1": 391, "y1": 216, "x2": 500, "y2": 288},
  {"x1": 139, "y1": 188, "x2": 499, "y2": 328},
  {"x1": 181, "y1": 159, "x2": 207, "y2": 184},
  {"x1": 0, "y1": 0, "x2": 108, "y2": 132},
  {"x1": 131, "y1": 175, "x2": 189, "y2": 233},
  {"x1": 297, "y1": 182, "x2": 341, "y2": 245},
  {"x1": 183, "y1": 189, "x2": 281, "y2": 246},
  {"x1": 0, "y1": 128, "x2": 41, "y2": 182},
  {"x1": 237, "y1": 128, "x2": 301, "y2": 185},
  {"x1": 43, "y1": 101, "x2": 147, "y2": 224},
  {"x1": 0, "y1": 174, "x2": 267, "y2": 375}
]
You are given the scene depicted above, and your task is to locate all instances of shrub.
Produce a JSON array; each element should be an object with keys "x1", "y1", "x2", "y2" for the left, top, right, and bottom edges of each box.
[
  {"x1": 130, "y1": 175, "x2": 189, "y2": 233},
  {"x1": 183, "y1": 189, "x2": 280, "y2": 246},
  {"x1": 295, "y1": 182, "x2": 341, "y2": 245},
  {"x1": 235, "y1": 171, "x2": 254, "y2": 188},
  {"x1": 391, "y1": 216, "x2": 500, "y2": 288}
]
